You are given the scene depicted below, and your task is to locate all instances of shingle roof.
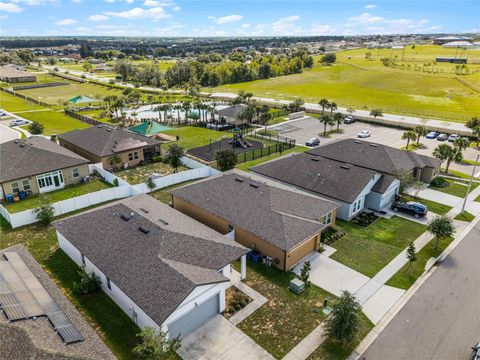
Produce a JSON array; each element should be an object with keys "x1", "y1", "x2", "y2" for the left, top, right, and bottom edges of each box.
[
  {"x1": 306, "y1": 139, "x2": 442, "y2": 174},
  {"x1": 251, "y1": 153, "x2": 378, "y2": 203},
  {"x1": 170, "y1": 171, "x2": 339, "y2": 251},
  {"x1": 216, "y1": 104, "x2": 246, "y2": 119},
  {"x1": 371, "y1": 174, "x2": 397, "y2": 194},
  {"x1": 0, "y1": 64, "x2": 35, "y2": 79},
  {"x1": 58, "y1": 126, "x2": 160, "y2": 157},
  {"x1": 0, "y1": 137, "x2": 89, "y2": 183},
  {"x1": 53, "y1": 195, "x2": 246, "y2": 326}
]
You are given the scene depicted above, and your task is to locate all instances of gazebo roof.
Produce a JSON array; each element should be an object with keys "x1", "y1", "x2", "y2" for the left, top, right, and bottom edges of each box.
[{"x1": 68, "y1": 95, "x2": 96, "y2": 104}]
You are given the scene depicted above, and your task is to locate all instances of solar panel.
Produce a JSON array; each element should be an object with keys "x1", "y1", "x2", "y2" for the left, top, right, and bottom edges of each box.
[{"x1": 0, "y1": 262, "x2": 27, "y2": 320}]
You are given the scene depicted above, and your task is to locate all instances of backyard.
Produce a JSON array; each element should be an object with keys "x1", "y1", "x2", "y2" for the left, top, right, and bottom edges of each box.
[
  {"x1": 116, "y1": 161, "x2": 186, "y2": 184},
  {"x1": 149, "y1": 179, "x2": 204, "y2": 204},
  {"x1": 3, "y1": 179, "x2": 112, "y2": 213},
  {"x1": 331, "y1": 216, "x2": 427, "y2": 278},
  {"x1": 19, "y1": 110, "x2": 90, "y2": 135}
]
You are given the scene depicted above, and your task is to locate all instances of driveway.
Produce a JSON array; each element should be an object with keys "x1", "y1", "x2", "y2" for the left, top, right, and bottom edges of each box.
[
  {"x1": 177, "y1": 315, "x2": 273, "y2": 360},
  {"x1": 0, "y1": 122, "x2": 20, "y2": 143}
]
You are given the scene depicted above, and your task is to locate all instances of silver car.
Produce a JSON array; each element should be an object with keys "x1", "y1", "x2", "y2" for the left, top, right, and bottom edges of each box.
[{"x1": 10, "y1": 119, "x2": 29, "y2": 126}]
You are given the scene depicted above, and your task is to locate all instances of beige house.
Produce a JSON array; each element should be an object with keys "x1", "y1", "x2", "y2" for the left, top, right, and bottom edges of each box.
[
  {"x1": 0, "y1": 64, "x2": 37, "y2": 83},
  {"x1": 58, "y1": 125, "x2": 161, "y2": 171},
  {"x1": 170, "y1": 170, "x2": 338, "y2": 271},
  {"x1": 0, "y1": 137, "x2": 90, "y2": 199}
]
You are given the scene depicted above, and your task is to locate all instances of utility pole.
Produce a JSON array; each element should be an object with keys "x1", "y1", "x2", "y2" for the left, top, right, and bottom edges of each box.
[{"x1": 460, "y1": 153, "x2": 480, "y2": 214}]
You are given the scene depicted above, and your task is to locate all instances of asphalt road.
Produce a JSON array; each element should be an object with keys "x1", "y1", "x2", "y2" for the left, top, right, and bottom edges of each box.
[{"x1": 361, "y1": 219, "x2": 480, "y2": 360}]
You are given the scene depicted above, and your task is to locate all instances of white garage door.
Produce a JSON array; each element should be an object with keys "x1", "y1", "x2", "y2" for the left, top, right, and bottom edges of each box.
[
  {"x1": 381, "y1": 188, "x2": 398, "y2": 209},
  {"x1": 167, "y1": 294, "x2": 220, "y2": 339}
]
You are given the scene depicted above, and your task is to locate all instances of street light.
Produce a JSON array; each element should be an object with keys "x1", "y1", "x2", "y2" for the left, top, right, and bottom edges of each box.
[{"x1": 460, "y1": 153, "x2": 480, "y2": 215}]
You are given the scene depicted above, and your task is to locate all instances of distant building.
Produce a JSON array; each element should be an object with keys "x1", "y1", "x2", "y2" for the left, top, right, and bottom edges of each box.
[
  {"x1": 432, "y1": 36, "x2": 472, "y2": 45},
  {"x1": 442, "y1": 41, "x2": 474, "y2": 48},
  {"x1": 0, "y1": 64, "x2": 37, "y2": 83}
]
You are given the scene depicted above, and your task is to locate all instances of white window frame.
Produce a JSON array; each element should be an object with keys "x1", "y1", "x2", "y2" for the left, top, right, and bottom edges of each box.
[
  {"x1": 321, "y1": 212, "x2": 332, "y2": 225},
  {"x1": 72, "y1": 167, "x2": 79, "y2": 178},
  {"x1": 11, "y1": 182, "x2": 20, "y2": 193},
  {"x1": 22, "y1": 179, "x2": 31, "y2": 191}
]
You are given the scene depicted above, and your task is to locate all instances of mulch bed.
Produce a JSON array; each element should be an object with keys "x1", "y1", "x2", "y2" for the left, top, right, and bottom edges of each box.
[{"x1": 186, "y1": 137, "x2": 264, "y2": 162}]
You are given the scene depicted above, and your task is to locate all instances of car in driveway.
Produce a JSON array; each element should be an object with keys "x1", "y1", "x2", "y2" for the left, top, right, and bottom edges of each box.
[
  {"x1": 305, "y1": 137, "x2": 320, "y2": 147},
  {"x1": 391, "y1": 201, "x2": 428, "y2": 218},
  {"x1": 10, "y1": 119, "x2": 29, "y2": 127},
  {"x1": 344, "y1": 115, "x2": 356, "y2": 124},
  {"x1": 437, "y1": 133, "x2": 448, "y2": 141},
  {"x1": 448, "y1": 134, "x2": 460, "y2": 142},
  {"x1": 357, "y1": 130, "x2": 371, "y2": 138},
  {"x1": 426, "y1": 131, "x2": 439, "y2": 139}
]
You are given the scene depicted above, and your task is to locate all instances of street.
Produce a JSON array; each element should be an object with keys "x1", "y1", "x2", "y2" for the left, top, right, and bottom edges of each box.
[{"x1": 361, "y1": 219, "x2": 480, "y2": 360}]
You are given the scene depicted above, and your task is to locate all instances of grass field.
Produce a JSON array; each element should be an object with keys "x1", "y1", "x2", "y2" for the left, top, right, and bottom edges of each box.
[
  {"x1": 20, "y1": 110, "x2": 90, "y2": 135},
  {"x1": 0, "y1": 91, "x2": 39, "y2": 112},
  {"x1": 208, "y1": 46, "x2": 480, "y2": 122},
  {"x1": 430, "y1": 178, "x2": 479, "y2": 197}
]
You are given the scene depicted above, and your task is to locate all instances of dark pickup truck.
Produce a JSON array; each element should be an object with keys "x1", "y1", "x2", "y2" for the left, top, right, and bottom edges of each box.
[{"x1": 391, "y1": 201, "x2": 428, "y2": 218}]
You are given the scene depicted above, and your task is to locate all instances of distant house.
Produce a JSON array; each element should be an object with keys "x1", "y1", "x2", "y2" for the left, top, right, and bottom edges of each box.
[
  {"x1": 54, "y1": 194, "x2": 247, "y2": 339},
  {"x1": 432, "y1": 36, "x2": 472, "y2": 45},
  {"x1": 252, "y1": 139, "x2": 442, "y2": 220},
  {"x1": 0, "y1": 64, "x2": 37, "y2": 83},
  {"x1": 216, "y1": 104, "x2": 247, "y2": 126},
  {"x1": 0, "y1": 137, "x2": 90, "y2": 199},
  {"x1": 58, "y1": 125, "x2": 161, "y2": 170},
  {"x1": 170, "y1": 171, "x2": 338, "y2": 270}
]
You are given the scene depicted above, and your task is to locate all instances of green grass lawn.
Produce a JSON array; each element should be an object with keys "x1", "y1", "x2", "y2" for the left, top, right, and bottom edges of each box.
[
  {"x1": 116, "y1": 161, "x2": 186, "y2": 185},
  {"x1": 475, "y1": 194, "x2": 480, "y2": 202},
  {"x1": 400, "y1": 194, "x2": 452, "y2": 215},
  {"x1": 20, "y1": 110, "x2": 90, "y2": 135},
  {"x1": 0, "y1": 91, "x2": 39, "y2": 112},
  {"x1": 232, "y1": 261, "x2": 333, "y2": 359},
  {"x1": 268, "y1": 115, "x2": 289, "y2": 125},
  {"x1": 3, "y1": 179, "x2": 112, "y2": 213},
  {"x1": 386, "y1": 236, "x2": 454, "y2": 290},
  {"x1": 331, "y1": 217, "x2": 427, "y2": 278},
  {"x1": 0, "y1": 216, "x2": 140, "y2": 359},
  {"x1": 454, "y1": 211, "x2": 475, "y2": 222},
  {"x1": 235, "y1": 146, "x2": 307, "y2": 171},
  {"x1": 430, "y1": 178, "x2": 480, "y2": 198},
  {"x1": 162, "y1": 126, "x2": 225, "y2": 150},
  {"x1": 149, "y1": 179, "x2": 204, "y2": 204}
]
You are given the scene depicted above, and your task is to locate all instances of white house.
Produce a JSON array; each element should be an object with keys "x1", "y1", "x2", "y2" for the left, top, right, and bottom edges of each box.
[{"x1": 54, "y1": 194, "x2": 247, "y2": 339}]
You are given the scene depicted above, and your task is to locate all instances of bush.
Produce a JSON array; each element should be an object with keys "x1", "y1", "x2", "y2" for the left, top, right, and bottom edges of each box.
[
  {"x1": 352, "y1": 211, "x2": 378, "y2": 227},
  {"x1": 28, "y1": 121, "x2": 44, "y2": 134},
  {"x1": 215, "y1": 149, "x2": 237, "y2": 171},
  {"x1": 34, "y1": 203, "x2": 55, "y2": 225},
  {"x1": 430, "y1": 177, "x2": 449, "y2": 188},
  {"x1": 321, "y1": 226, "x2": 345, "y2": 245},
  {"x1": 152, "y1": 155, "x2": 163, "y2": 163},
  {"x1": 112, "y1": 178, "x2": 119, "y2": 187},
  {"x1": 72, "y1": 267, "x2": 101, "y2": 294},
  {"x1": 108, "y1": 79, "x2": 115, "y2": 84},
  {"x1": 146, "y1": 177, "x2": 156, "y2": 190}
]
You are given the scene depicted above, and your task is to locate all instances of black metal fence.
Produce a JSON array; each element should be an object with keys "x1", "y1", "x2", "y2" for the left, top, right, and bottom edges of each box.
[
  {"x1": 12, "y1": 82, "x2": 68, "y2": 91},
  {"x1": 0, "y1": 87, "x2": 51, "y2": 107},
  {"x1": 64, "y1": 109, "x2": 104, "y2": 126}
]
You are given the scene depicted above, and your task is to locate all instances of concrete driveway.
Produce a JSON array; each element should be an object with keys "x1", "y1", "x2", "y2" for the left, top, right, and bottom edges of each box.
[
  {"x1": 177, "y1": 315, "x2": 273, "y2": 360},
  {"x1": 0, "y1": 122, "x2": 21, "y2": 143}
]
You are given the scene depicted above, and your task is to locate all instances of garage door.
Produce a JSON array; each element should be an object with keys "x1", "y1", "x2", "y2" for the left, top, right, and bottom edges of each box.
[
  {"x1": 381, "y1": 188, "x2": 397, "y2": 209},
  {"x1": 167, "y1": 294, "x2": 220, "y2": 339}
]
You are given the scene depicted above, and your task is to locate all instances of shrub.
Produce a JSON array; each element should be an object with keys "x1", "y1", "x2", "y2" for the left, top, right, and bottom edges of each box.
[
  {"x1": 28, "y1": 121, "x2": 44, "y2": 134},
  {"x1": 152, "y1": 155, "x2": 163, "y2": 163},
  {"x1": 133, "y1": 327, "x2": 181, "y2": 359},
  {"x1": 325, "y1": 291, "x2": 361, "y2": 345},
  {"x1": 34, "y1": 203, "x2": 55, "y2": 225},
  {"x1": 108, "y1": 79, "x2": 115, "y2": 84},
  {"x1": 352, "y1": 211, "x2": 378, "y2": 227},
  {"x1": 321, "y1": 226, "x2": 345, "y2": 245},
  {"x1": 215, "y1": 149, "x2": 237, "y2": 171},
  {"x1": 112, "y1": 178, "x2": 119, "y2": 187},
  {"x1": 146, "y1": 177, "x2": 156, "y2": 190},
  {"x1": 430, "y1": 177, "x2": 449, "y2": 188},
  {"x1": 72, "y1": 267, "x2": 101, "y2": 294}
]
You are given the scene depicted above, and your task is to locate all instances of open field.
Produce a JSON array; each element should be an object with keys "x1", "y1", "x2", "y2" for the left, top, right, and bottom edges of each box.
[
  {"x1": 209, "y1": 46, "x2": 480, "y2": 122},
  {"x1": 20, "y1": 110, "x2": 90, "y2": 135},
  {"x1": 0, "y1": 91, "x2": 39, "y2": 112}
]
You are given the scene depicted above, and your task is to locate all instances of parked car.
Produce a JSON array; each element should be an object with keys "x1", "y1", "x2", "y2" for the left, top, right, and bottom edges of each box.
[
  {"x1": 426, "y1": 131, "x2": 439, "y2": 139},
  {"x1": 391, "y1": 201, "x2": 428, "y2": 218},
  {"x1": 0, "y1": 109, "x2": 6, "y2": 116},
  {"x1": 344, "y1": 115, "x2": 356, "y2": 124},
  {"x1": 448, "y1": 134, "x2": 460, "y2": 142},
  {"x1": 305, "y1": 137, "x2": 320, "y2": 147},
  {"x1": 10, "y1": 119, "x2": 29, "y2": 127},
  {"x1": 437, "y1": 133, "x2": 448, "y2": 141},
  {"x1": 357, "y1": 130, "x2": 371, "y2": 138},
  {"x1": 470, "y1": 342, "x2": 480, "y2": 360}
]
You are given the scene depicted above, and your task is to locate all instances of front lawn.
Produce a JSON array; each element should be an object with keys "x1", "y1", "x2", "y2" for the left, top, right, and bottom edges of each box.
[
  {"x1": 454, "y1": 211, "x2": 475, "y2": 222},
  {"x1": 3, "y1": 179, "x2": 112, "y2": 213},
  {"x1": 116, "y1": 161, "x2": 187, "y2": 184},
  {"x1": 430, "y1": 178, "x2": 479, "y2": 198},
  {"x1": 233, "y1": 261, "x2": 333, "y2": 359},
  {"x1": 400, "y1": 194, "x2": 452, "y2": 215},
  {"x1": 331, "y1": 217, "x2": 426, "y2": 278},
  {"x1": 386, "y1": 236, "x2": 454, "y2": 290},
  {"x1": 20, "y1": 110, "x2": 90, "y2": 135}
]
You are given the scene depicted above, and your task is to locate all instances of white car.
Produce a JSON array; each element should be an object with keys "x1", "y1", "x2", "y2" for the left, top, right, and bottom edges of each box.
[
  {"x1": 357, "y1": 130, "x2": 371, "y2": 138},
  {"x1": 0, "y1": 110, "x2": 6, "y2": 116},
  {"x1": 10, "y1": 119, "x2": 29, "y2": 127}
]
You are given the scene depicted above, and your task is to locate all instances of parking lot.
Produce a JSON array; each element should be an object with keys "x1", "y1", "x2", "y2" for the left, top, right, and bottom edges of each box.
[{"x1": 0, "y1": 118, "x2": 22, "y2": 143}]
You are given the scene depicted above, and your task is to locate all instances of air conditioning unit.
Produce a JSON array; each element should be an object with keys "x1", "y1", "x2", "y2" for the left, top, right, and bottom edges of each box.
[{"x1": 289, "y1": 278, "x2": 305, "y2": 294}]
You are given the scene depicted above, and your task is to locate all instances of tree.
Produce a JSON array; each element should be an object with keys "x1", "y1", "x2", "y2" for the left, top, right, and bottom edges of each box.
[
  {"x1": 333, "y1": 112, "x2": 345, "y2": 132},
  {"x1": 133, "y1": 327, "x2": 181, "y2": 360},
  {"x1": 289, "y1": 97, "x2": 304, "y2": 112},
  {"x1": 215, "y1": 149, "x2": 237, "y2": 171},
  {"x1": 427, "y1": 215, "x2": 454, "y2": 249},
  {"x1": 414, "y1": 125, "x2": 427, "y2": 145},
  {"x1": 73, "y1": 267, "x2": 101, "y2": 295},
  {"x1": 300, "y1": 261, "x2": 311, "y2": 287},
  {"x1": 370, "y1": 109, "x2": 383, "y2": 118},
  {"x1": 402, "y1": 130, "x2": 417, "y2": 150},
  {"x1": 319, "y1": 98, "x2": 329, "y2": 115},
  {"x1": 328, "y1": 102, "x2": 337, "y2": 116},
  {"x1": 324, "y1": 291, "x2": 361, "y2": 345},
  {"x1": 165, "y1": 144, "x2": 184, "y2": 173},
  {"x1": 394, "y1": 169, "x2": 416, "y2": 193},
  {"x1": 433, "y1": 144, "x2": 462, "y2": 173},
  {"x1": 28, "y1": 121, "x2": 44, "y2": 134},
  {"x1": 465, "y1": 117, "x2": 480, "y2": 146},
  {"x1": 35, "y1": 203, "x2": 55, "y2": 225},
  {"x1": 259, "y1": 106, "x2": 271, "y2": 134},
  {"x1": 319, "y1": 114, "x2": 334, "y2": 136},
  {"x1": 320, "y1": 53, "x2": 336, "y2": 65},
  {"x1": 406, "y1": 242, "x2": 417, "y2": 274},
  {"x1": 453, "y1": 137, "x2": 470, "y2": 152}
]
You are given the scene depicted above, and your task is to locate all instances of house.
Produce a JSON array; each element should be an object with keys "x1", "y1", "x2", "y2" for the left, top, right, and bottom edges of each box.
[
  {"x1": 58, "y1": 125, "x2": 161, "y2": 170},
  {"x1": 0, "y1": 64, "x2": 37, "y2": 83},
  {"x1": 216, "y1": 104, "x2": 247, "y2": 126},
  {"x1": 251, "y1": 139, "x2": 442, "y2": 220},
  {"x1": 0, "y1": 137, "x2": 90, "y2": 199},
  {"x1": 170, "y1": 170, "x2": 338, "y2": 270},
  {"x1": 54, "y1": 194, "x2": 247, "y2": 339}
]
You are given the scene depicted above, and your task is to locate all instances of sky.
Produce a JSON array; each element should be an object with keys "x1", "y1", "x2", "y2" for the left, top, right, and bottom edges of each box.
[{"x1": 0, "y1": 0, "x2": 479, "y2": 37}]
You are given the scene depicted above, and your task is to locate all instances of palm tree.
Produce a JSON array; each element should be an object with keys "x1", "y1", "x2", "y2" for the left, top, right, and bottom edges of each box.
[
  {"x1": 433, "y1": 144, "x2": 463, "y2": 173},
  {"x1": 319, "y1": 99, "x2": 329, "y2": 115},
  {"x1": 259, "y1": 107, "x2": 272, "y2": 134},
  {"x1": 320, "y1": 114, "x2": 334, "y2": 136},
  {"x1": 402, "y1": 130, "x2": 417, "y2": 150},
  {"x1": 329, "y1": 102, "x2": 337, "y2": 116},
  {"x1": 370, "y1": 109, "x2": 383, "y2": 118},
  {"x1": 453, "y1": 137, "x2": 470, "y2": 152},
  {"x1": 414, "y1": 125, "x2": 427, "y2": 145},
  {"x1": 333, "y1": 112, "x2": 345, "y2": 132},
  {"x1": 182, "y1": 101, "x2": 191, "y2": 124}
]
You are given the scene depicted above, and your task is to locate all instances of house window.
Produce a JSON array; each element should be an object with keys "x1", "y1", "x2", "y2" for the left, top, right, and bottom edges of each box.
[
  {"x1": 72, "y1": 168, "x2": 79, "y2": 178},
  {"x1": 106, "y1": 276, "x2": 111, "y2": 290},
  {"x1": 81, "y1": 253, "x2": 86, "y2": 266},
  {"x1": 128, "y1": 152, "x2": 139, "y2": 161},
  {"x1": 11, "y1": 182, "x2": 20, "y2": 193},
  {"x1": 353, "y1": 198, "x2": 362, "y2": 214},
  {"x1": 321, "y1": 212, "x2": 332, "y2": 225},
  {"x1": 22, "y1": 180, "x2": 31, "y2": 191}
]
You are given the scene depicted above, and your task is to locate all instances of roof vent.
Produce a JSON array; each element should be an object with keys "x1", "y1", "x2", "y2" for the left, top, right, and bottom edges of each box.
[
  {"x1": 369, "y1": 144, "x2": 378, "y2": 147},
  {"x1": 158, "y1": 218, "x2": 169, "y2": 225},
  {"x1": 235, "y1": 178, "x2": 244, "y2": 183},
  {"x1": 106, "y1": 128, "x2": 112, "y2": 132},
  {"x1": 120, "y1": 214, "x2": 131, "y2": 221},
  {"x1": 97, "y1": 125, "x2": 102, "y2": 128},
  {"x1": 340, "y1": 164, "x2": 352, "y2": 169},
  {"x1": 138, "y1": 226, "x2": 150, "y2": 234},
  {"x1": 354, "y1": 140, "x2": 362, "y2": 144},
  {"x1": 311, "y1": 158, "x2": 319, "y2": 162},
  {"x1": 14, "y1": 140, "x2": 19, "y2": 144},
  {"x1": 249, "y1": 183, "x2": 259, "y2": 189},
  {"x1": 139, "y1": 208, "x2": 149, "y2": 213}
]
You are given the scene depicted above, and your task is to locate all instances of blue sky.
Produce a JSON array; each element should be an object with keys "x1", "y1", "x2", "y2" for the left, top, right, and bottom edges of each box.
[{"x1": 0, "y1": 1, "x2": 478, "y2": 37}]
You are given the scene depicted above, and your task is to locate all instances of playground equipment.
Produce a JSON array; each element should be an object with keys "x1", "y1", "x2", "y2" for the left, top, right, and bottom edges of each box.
[{"x1": 229, "y1": 127, "x2": 252, "y2": 149}]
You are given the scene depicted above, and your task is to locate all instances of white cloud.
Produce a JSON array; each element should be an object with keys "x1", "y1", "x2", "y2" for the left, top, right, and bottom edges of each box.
[
  {"x1": 105, "y1": 6, "x2": 170, "y2": 20},
  {"x1": 208, "y1": 14, "x2": 243, "y2": 24},
  {"x1": 346, "y1": 12, "x2": 438, "y2": 34},
  {"x1": 365, "y1": 4, "x2": 376, "y2": 9},
  {"x1": 348, "y1": 12, "x2": 384, "y2": 24},
  {"x1": 143, "y1": 0, "x2": 160, "y2": 5},
  {"x1": 271, "y1": 15, "x2": 301, "y2": 35},
  {"x1": 311, "y1": 23, "x2": 333, "y2": 35},
  {"x1": 88, "y1": 14, "x2": 108, "y2": 21},
  {"x1": 0, "y1": 2, "x2": 23, "y2": 12},
  {"x1": 55, "y1": 18, "x2": 77, "y2": 25}
]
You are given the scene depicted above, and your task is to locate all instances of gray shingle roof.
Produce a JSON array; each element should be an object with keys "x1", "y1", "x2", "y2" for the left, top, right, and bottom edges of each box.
[
  {"x1": 0, "y1": 137, "x2": 89, "y2": 183},
  {"x1": 53, "y1": 194, "x2": 246, "y2": 327},
  {"x1": 251, "y1": 153, "x2": 378, "y2": 203},
  {"x1": 216, "y1": 104, "x2": 246, "y2": 119},
  {"x1": 170, "y1": 171, "x2": 338, "y2": 251},
  {"x1": 306, "y1": 139, "x2": 442, "y2": 174},
  {"x1": 58, "y1": 126, "x2": 160, "y2": 157},
  {"x1": 371, "y1": 174, "x2": 396, "y2": 194}
]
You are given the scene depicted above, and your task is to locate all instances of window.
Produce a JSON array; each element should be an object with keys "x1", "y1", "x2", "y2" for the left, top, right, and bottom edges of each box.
[
  {"x1": 128, "y1": 152, "x2": 139, "y2": 161},
  {"x1": 321, "y1": 212, "x2": 332, "y2": 225},
  {"x1": 22, "y1": 180, "x2": 31, "y2": 191},
  {"x1": 353, "y1": 198, "x2": 362, "y2": 214},
  {"x1": 106, "y1": 276, "x2": 111, "y2": 290},
  {"x1": 72, "y1": 168, "x2": 79, "y2": 178},
  {"x1": 11, "y1": 182, "x2": 20, "y2": 193}
]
